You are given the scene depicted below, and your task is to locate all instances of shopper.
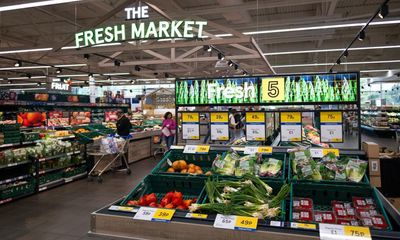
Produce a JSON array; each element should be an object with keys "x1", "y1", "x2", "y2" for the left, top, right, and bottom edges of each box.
[
  {"x1": 162, "y1": 112, "x2": 176, "y2": 150},
  {"x1": 116, "y1": 111, "x2": 132, "y2": 137}
]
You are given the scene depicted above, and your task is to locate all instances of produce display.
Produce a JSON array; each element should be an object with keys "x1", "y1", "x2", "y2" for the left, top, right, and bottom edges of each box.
[
  {"x1": 290, "y1": 150, "x2": 367, "y2": 182},
  {"x1": 17, "y1": 112, "x2": 47, "y2": 127},
  {"x1": 0, "y1": 112, "x2": 16, "y2": 125},
  {"x1": 189, "y1": 174, "x2": 290, "y2": 219},
  {"x1": 126, "y1": 191, "x2": 197, "y2": 210},
  {"x1": 70, "y1": 111, "x2": 91, "y2": 125},
  {"x1": 176, "y1": 78, "x2": 259, "y2": 105},
  {"x1": 167, "y1": 160, "x2": 211, "y2": 175},
  {"x1": 0, "y1": 180, "x2": 35, "y2": 199},
  {"x1": 303, "y1": 125, "x2": 329, "y2": 148},
  {"x1": 291, "y1": 197, "x2": 389, "y2": 229},
  {"x1": 0, "y1": 124, "x2": 21, "y2": 145},
  {"x1": 48, "y1": 111, "x2": 70, "y2": 127}
]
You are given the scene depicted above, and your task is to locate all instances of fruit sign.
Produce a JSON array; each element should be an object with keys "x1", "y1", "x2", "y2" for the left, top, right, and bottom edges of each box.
[{"x1": 17, "y1": 112, "x2": 47, "y2": 127}]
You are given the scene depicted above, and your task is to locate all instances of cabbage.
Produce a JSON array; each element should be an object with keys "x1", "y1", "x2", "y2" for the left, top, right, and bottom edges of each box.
[{"x1": 259, "y1": 158, "x2": 282, "y2": 177}]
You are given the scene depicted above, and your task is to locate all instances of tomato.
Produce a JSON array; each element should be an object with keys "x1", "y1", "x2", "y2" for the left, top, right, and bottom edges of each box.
[
  {"x1": 176, "y1": 205, "x2": 187, "y2": 210},
  {"x1": 165, "y1": 203, "x2": 174, "y2": 209},
  {"x1": 146, "y1": 193, "x2": 157, "y2": 204},
  {"x1": 174, "y1": 191, "x2": 183, "y2": 200},
  {"x1": 149, "y1": 202, "x2": 158, "y2": 208},
  {"x1": 138, "y1": 197, "x2": 147, "y2": 206},
  {"x1": 127, "y1": 200, "x2": 139, "y2": 206},
  {"x1": 160, "y1": 197, "x2": 170, "y2": 207}
]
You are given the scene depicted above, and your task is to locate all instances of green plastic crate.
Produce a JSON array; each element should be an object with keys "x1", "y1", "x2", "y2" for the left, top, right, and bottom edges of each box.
[
  {"x1": 120, "y1": 174, "x2": 205, "y2": 207},
  {"x1": 288, "y1": 154, "x2": 370, "y2": 185},
  {"x1": 63, "y1": 165, "x2": 87, "y2": 178},
  {"x1": 151, "y1": 149, "x2": 223, "y2": 177},
  {"x1": 39, "y1": 171, "x2": 64, "y2": 185},
  {"x1": 199, "y1": 177, "x2": 287, "y2": 221},
  {"x1": 290, "y1": 182, "x2": 392, "y2": 230},
  {"x1": 0, "y1": 124, "x2": 20, "y2": 131},
  {"x1": 0, "y1": 179, "x2": 35, "y2": 199},
  {"x1": 74, "y1": 131, "x2": 103, "y2": 144}
]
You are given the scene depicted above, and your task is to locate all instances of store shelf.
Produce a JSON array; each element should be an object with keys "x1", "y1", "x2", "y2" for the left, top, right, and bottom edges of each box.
[
  {"x1": 0, "y1": 160, "x2": 31, "y2": 170},
  {"x1": 0, "y1": 191, "x2": 35, "y2": 205},
  {"x1": 0, "y1": 174, "x2": 30, "y2": 185},
  {"x1": 39, "y1": 172, "x2": 87, "y2": 192},
  {"x1": 38, "y1": 151, "x2": 81, "y2": 162},
  {"x1": 64, "y1": 172, "x2": 87, "y2": 184},
  {"x1": 0, "y1": 137, "x2": 74, "y2": 149},
  {"x1": 37, "y1": 161, "x2": 86, "y2": 175}
]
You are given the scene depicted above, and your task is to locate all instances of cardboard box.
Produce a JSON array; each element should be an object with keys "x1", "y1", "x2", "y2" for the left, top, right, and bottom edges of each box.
[
  {"x1": 369, "y1": 158, "x2": 381, "y2": 176},
  {"x1": 370, "y1": 176, "x2": 381, "y2": 188},
  {"x1": 362, "y1": 142, "x2": 380, "y2": 158}
]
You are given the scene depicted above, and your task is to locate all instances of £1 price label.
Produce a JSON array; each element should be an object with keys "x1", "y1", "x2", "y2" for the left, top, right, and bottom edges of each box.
[{"x1": 235, "y1": 216, "x2": 258, "y2": 231}]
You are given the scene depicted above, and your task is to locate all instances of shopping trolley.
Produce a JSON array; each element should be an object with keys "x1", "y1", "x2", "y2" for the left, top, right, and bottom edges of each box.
[
  {"x1": 152, "y1": 134, "x2": 167, "y2": 158},
  {"x1": 87, "y1": 135, "x2": 131, "y2": 183}
]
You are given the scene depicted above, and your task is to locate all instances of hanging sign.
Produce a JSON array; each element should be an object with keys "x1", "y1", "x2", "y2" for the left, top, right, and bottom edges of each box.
[
  {"x1": 75, "y1": 3, "x2": 207, "y2": 48},
  {"x1": 245, "y1": 112, "x2": 266, "y2": 141},
  {"x1": 319, "y1": 223, "x2": 371, "y2": 240},
  {"x1": 280, "y1": 112, "x2": 302, "y2": 142},
  {"x1": 320, "y1": 111, "x2": 343, "y2": 143},
  {"x1": 47, "y1": 78, "x2": 71, "y2": 92},
  {"x1": 182, "y1": 112, "x2": 200, "y2": 140},
  {"x1": 210, "y1": 112, "x2": 229, "y2": 141}
]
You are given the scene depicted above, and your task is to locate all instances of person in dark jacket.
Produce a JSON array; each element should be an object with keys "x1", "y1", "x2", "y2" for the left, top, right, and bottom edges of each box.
[{"x1": 116, "y1": 112, "x2": 132, "y2": 137}]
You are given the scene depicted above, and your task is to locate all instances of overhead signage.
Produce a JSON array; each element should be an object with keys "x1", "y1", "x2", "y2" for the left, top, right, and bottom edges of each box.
[
  {"x1": 320, "y1": 111, "x2": 343, "y2": 143},
  {"x1": 210, "y1": 112, "x2": 229, "y2": 141},
  {"x1": 245, "y1": 112, "x2": 266, "y2": 141},
  {"x1": 280, "y1": 112, "x2": 302, "y2": 142},
  {"x1": 181, "y1": 112, "x2": 200, "y2": 140},
  {"x1": 48, "y1": 78, "x2": 71, "y2": 92},
  {"x1": 75, "y1": 3, "x2": 207, "y2": 48},
  {"x1": 176, "y1": 78, "x2": 258, "y2": 105}
]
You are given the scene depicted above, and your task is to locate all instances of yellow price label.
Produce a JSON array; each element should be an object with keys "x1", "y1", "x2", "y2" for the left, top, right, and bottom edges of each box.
[
  {"x1": 281, "y1": 112, "x2": 301, "y2": 123},
  {"x1": 323, "y1": 148, "x2": 340, "y2": 156},
  {"x1": 290, "y1": 137, "x2": 302, "y2": 141},
  {"x1": 211, "y1": 112, "x2": 228, "y2": 123},
  {"x1": 246, "y1": 112, "x2": 265, "y2": 123},
  {"x1": 255, "y1": 137, "x2": 266, "y2": 141},
  {"x1": 186, "y1": 213, "x2": 208, "y2": 219},
  {"x1": 261, "y1": 77, "x2": 285, "y2": 102},
  {"x1": 190, "y1": 136, "x2": 200, "y2": 140},
  {"x1": 291, "y1": 222, "x2": 317, "y2": 230},
  {"x1": 258, "y1": 146, "x2": 272, "y2": 153},
  {"x1": 195, "y1": 145, "x2": 210, "y2": 153},
  {"x1": 182, "y1": 112, "x2": 199, "y2": 122},
  {"x1": 153, "y1": 209, "x2": 175, "y2": 221},
  {"x1": 343, "y1": 226, "x2": 371, "y2": 239},
  {"x1": 320, "y1": 111, "x2": 343, "y2": 123},
  {"x1": 235, "y1": 216, "x2": 258, "y2": 230},
  {"x1": 330, "y1": 138, "x2": 343, "y2": 142},
  {"x1": 118, "y1": 206, "x2": 134, "y2": 211},
  {"x1": 217, "y1": 136, "x2": 229, "y2": 140}
]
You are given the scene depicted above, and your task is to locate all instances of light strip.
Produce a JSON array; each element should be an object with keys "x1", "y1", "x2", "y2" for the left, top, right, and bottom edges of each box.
[
  {"x1": 0, "y1": 83, "x2": 38, "y2": 86},
  {"x1": 7, "y1": 76, "x2": 47, "y2": 80},
  {"x1": 0, "y1": 66, "x2": 50, "y2": 70},
  {"x1": 10, "y1": 88, "x2": 47, "y2": 91},
  {"x1": 0, "y1": 0, "x2": 81, "y2": 12},
  {"x1": 343, "y1": 60, "x2": 400, "y2": 65},
  {"x1": 53, "y1": 63, "x2": 87, "y2": 67},
  {"x1": 103, "y1": 73, "x2": 130, "y2": 76},
  {"x1": 92, "y1": 43, "x2": 122, "y2": 47},
  {"x1": 57, "y1": 74, "x2": 100, "y2": 77},
  {"x1": 95, "y1": 79, "x2": 132, "y2": 83},
  {"x1": 273, "y1": 60, "x2": 400, "y2": 68},
  {"x1": 244, "y1": 19, "x2": 400, "y2": 35},
  {"x1": 0, "y1": 48, "x2": 52, "y2": 55},
  {"x1": 360, "y1": 69, "x2": 396, "y2": 73}
]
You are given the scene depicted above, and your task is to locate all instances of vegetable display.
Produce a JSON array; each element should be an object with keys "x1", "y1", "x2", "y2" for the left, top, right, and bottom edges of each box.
[
  {"x1": 292, "y1": 197, "x2": 389, "y2": 229},
  {"x1": 166, "y1": 160, "x2": 211, "y2": 175},
  {"x1": 126, "y1": 191, "x2": 197, "y2": 210},
  {"x1": 189, "y1": 174, "x2": 290, "y2": 219},
  {"x1": 290, "y1": 150, "x2": 367, "y2": 182}
]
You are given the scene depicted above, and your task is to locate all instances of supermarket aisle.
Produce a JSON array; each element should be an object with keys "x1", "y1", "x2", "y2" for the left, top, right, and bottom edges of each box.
[{"x1": 0, "y1": 157, "x2": 159, "y2": 240}]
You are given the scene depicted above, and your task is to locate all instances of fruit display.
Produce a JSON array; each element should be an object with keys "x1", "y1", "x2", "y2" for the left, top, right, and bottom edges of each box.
[
  {"x1": 303, "y1": 125, "x2": 329, "y2": 148},
  {"x1": 291, "y1": 196, "x2": 390, "y2": 229},
  {"x1": 105, "y1": 111, "x2": 120, "y2": 122},
  {"x1": 167, "y1": 160, "x2": 209, "y2": 175},
  {"x1": 48, "y1": 111, "x2": 69, "y2": 127},
  {"x1": 189, "y1": 174, "x2": 289, "y2": 219},
  {"x1": 176, "y1": 78, "x2": 258, "y2": 105},
  {"x1": 74, "y1": 128, "x2": 89, "y2": 133},
  {"x1": 125, "y1": 191, "x2": 197, "y2": 210},
  {"x1": 70, "y1": 111, "x2": 91, "y2": 125},
  {"x1": 0, "y1": 112, "x2": 16, "y2": 125},
  {"x1": 290, "y1": 149, "x2": 367, "y2": 182},
  {"x1": 17, "y1": 112, "x2": 46, "y2": 127}
]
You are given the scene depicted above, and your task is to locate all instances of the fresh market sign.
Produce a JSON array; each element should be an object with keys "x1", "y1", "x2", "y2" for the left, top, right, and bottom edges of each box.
[{"x1": 75, "y1": 4, "x2": 207, "y2": 48}]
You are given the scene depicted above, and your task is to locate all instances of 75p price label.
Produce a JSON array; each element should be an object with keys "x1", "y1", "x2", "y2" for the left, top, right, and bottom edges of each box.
[
  {"x1": 319, "y1": 223, "x2": 371, "y2": 240},
  {"x1": 213, "y1": 214, "x2": 258, "y2": 231}
]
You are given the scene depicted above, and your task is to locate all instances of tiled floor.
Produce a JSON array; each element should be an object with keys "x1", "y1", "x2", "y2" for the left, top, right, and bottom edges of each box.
[
  {"x1": 0, "y1": 157, "x2": 159, "y2": 240},
  {"x1": 0, "y1": 134, "x2": 397, "y2": 240}
]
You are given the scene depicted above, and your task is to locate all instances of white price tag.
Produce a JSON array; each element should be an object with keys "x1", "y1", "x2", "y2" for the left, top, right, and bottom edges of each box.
[
  {"x1": 133, "y1": 207, "x2": 156, "y2": 221},
  {"x1": 182, "y1": 123, "x2": 200, "y2": 140},
  {"x1": 213, "y1": 214, "x2": 236, "y2": 230},
  {"x1": 133, "y1": 207, "x2": 175, "y2": 222},
  {"x1": 246, "y1": 124, "x2": 266, "y2": 141},
  {"x1": 321, "y1": 124, "x2": 343, "y2": 143},
  {"x1": 281, "y1": 124, "x2": 302, "y2": 142},
  {"x1": 210, "y1": 124, "x2": 229, "y2": 141},
  {"x1": 270, "y1": 221, "x2": 283, "y2": 227},
  {"x1": 310, "y1": 148, "x2": 324, "y2": 158},
  {"x1": 244, "y1": 146, "x2": 258, "y2": 155},
  {"x1": 319, "y1": 223, "x2": 371, "y2": 240},
  {"x1": 183, "y1": 145, "x2": 197, "y2": 154},
  {"x1": 170, "y1": 145, "x2": 184, "y2": 150}
]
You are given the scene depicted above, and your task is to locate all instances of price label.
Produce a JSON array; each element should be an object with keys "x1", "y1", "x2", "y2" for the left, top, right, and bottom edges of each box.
[
  {"x1": 210, "y1": 112, "x2": 228, "y2": 123},
  {"x1": 182, "y1": 112, "x2": 199, "y2": 122},
  {"x1": 281, "y1": 112, "x2": 301, "y2": 123},
  {"x1": 235, "y1": 216, "x2": 258, "y2": 231},
  {"x1": 182, "y1": 123, "x2": 200, "y2": 140},
  {"x1": 246, "y1": 124, "x2": 266, "y2": 141},
  {"x1": 246, "y1": 112, "x2": 265, "y2": 123},
  {"x1": 133, "y1": 207, "x2": 175, "y2": 222},
  {"x1": 244, "y1": 146, "x2": 272, "y2": 155},
  {"x1": 213, "y1": 214, "x2": 258, "y2": 231},
  {"x1": 281, "y1": 124, "x2": 302, "y2": 142},
  {"x1": 319, "y1": 223, "x2": 371, "y2": 240},
  {"x1": 183, "y1": 145, "x2": 210, "y2": 154},
  {"x1": 109, "y1": 205, "x2": 137, "y2": 213},
  {"x1": 321, "y1": 112, "x2": 343, "y2": 123},
  {"x1": 261, "y1": 77, "x2": 285, "y2": 102},
  {"x1": 185, "y1": 213, "x2": 208, "y2": 219},
  {"x1": 323, "y1": 148, "x2": 340, "y2": 156},
  {"x1": 210, "y1": 124, "x2": 229, "y2": 141},
  {"x1": 270, "y1": 221, "x2": 283, "y2": 227},
  {"x1": 170, "y1": 145, "x2": 184, "y2": 150},
  {"x1": 290, "y1": 222, "x2": 317, "y2": 230},
  {"x1": 310, "y1": 148, "x2": 340, "y2": 158},
  {"x1": 321, "y1": 124, "x2": 343, "y2": 143}
]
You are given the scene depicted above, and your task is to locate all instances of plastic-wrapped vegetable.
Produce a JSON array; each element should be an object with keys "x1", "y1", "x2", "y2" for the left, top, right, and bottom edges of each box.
[
  {"x1": 212, "y1": 151, "x2": 239, "y2": 176},
  {"x1": 235, "y1": 155, "x2": 257, "y2": 177},
  {"x1": 346, "y1": 159, "x2": 367, "y2": 182},
  {"x1": 259, "y1": 158, "x2": 282, "y2": 177},
  {"x1": 4, "y1": 149, "x2": 14, "y2": 163}
]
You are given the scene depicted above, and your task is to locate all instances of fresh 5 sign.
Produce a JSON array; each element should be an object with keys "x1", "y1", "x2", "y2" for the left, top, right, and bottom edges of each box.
[{"x1": 75, "y1": 4, "x2": 207, "y2": 48}]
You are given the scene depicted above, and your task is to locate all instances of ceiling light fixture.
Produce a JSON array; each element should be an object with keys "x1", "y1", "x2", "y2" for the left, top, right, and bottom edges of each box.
[
  {"x1": 54, "y1": 63, "x2": 87, "y2": 67},
  {"x1": 358, "y1": 30, "x2": 366, "y2": 41},
  {"x1": 218, "y1": 53, "x2": 224, "y2": 60},
  {"x1": 114, "y1": 60, "x2": 121, "y2": 67},
  {"x1": 56, "y1": 68, "x2": 62, "y2": 74},
  {"x1": 228, "y1": 60, "x2": 234, "y2": 67},
  {"x1": 107, "y1": 76, "x2": 111, "y2": 81},
  {"x1": 379, "y1": 4, "x2": 389, "y2": 19},
  {"x1": 135, "y1": 65, "x2": 141, "y2": 71},
  {"x1": 0, "y1": 0, "x2": 82, "y2": 12},
  {"x1": 84, "y1": 54, "x2": 89, "y2": 60},
  {"x1": 0, "y1": 48, "x2": 52, "y2": 55},
  {"x1": 14, "y1": 61, "x2": 22, "y2": 67}
]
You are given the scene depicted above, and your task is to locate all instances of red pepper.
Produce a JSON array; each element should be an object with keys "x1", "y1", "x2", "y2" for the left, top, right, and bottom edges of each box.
[
  {"x1": 165, "y1": 192, "x2": 174, "y2": 201},
  {"x1": 183, "y1": 199, "x2": 193, "y2": 208},
  {"x1": 127, "y1": 200, "x2": 139, "y2": 206},
  {"x1": 145, "y1": 193, "x2": 157, "y2": 204},
  {"x1": 176, "y1": 205, "x2": 187, "y2": 210},
  {"x1": 165, "y1": 203, "x2": 174, "y2": 209},
  {"x1": 172, "y1": 198, "x2": 183, "y2": 207},
  {"x1": 138, "y1": 197, "x2": 147, "y2": 206},
  {"x1": 160, "y1": 197, "x2": 170, "y2": 207},
  {"x1": 173, "y1": 191, "x2": 183, "y2": 200},
  {"x1": 149, "y1": 202, "x2": 158, "y2": 208}
]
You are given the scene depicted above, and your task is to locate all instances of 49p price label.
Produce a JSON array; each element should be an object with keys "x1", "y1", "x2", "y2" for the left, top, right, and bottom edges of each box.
[{"x1": 213, "y1": 214, "x2": 258, "y2": 231}]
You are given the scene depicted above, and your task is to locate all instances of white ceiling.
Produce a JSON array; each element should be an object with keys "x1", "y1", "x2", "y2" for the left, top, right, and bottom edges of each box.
[{"x1": 0, "y1": 0, "x2": 399, "y2": 87}]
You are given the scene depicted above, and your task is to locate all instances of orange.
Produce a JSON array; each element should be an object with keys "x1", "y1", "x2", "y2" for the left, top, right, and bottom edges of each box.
[
  {"x1": 179, "y1": 160, "x2": 187, "y2": 170},
  {"x1": 196, "y1": 169, "x2": 203, "y2": 175},
  {"x1": 180, "y1": 169, "x2": 188, "y2": 174},
  {"x1": 172, "y1": 161, "x2": 180, "y2": 171},
  {"x1": 167, "y1": 167, "x2": 175, "y2": 173},
  {"x1": 188, "y1": 164, "x2": 195, "y2": 169},
  {"x1": 188, "y1": 167, "x2": 196, "y2": 174},
  {"x1": 195, "y1": 166, "x2": 201, "y2": 171}
]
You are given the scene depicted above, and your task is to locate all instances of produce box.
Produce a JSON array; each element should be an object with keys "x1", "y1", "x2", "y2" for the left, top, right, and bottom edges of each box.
[
  {"x1": 21, "y1": 132, "x2": 40, "y2": 142},
  {"x1": 151, "y1": 149, "x2": 224, "y2": 177},
  {"x1": 290, "y1": 182, "x2": 392, "y2": 230},
  {"x1": 288, "y1": 150, "x2": 369, "y2": 185},
  {"x1": 120, "y1": 174, "x2": 204, "y2": 209},
  {"x1": 2, "y1": 130, "x2": 21, "y2": 138},
  {"x1": 75, "y1": 131, "x2": 104, "y2": 144},
  {"x1": 0, "y1": 124, "x2": 20, "y2": 131},
  {"x1": 39, "y1": 171, "x2": 64, "y2": 185},
  {"x1": 87, "y1": 124, "x2": 115, "y2": 135},
  {"x1": 4, "y1": 136, "x2": 21, "y2": 144},
  {"x1": 0, "y1": 179, "x2": 35, "y2": 200},
  {"x1": 199, "y1": 176, "x2": 287, "y2": 221},
  {"x1": 63, "y1": 165, "x2": 87, "y2": 178}
]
